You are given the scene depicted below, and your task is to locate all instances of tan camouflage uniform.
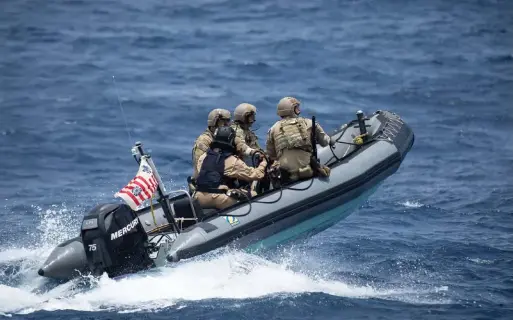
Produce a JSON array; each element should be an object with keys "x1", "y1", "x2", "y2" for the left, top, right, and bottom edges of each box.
[
  {"x1": 231, "y1": 102, "x2": 262, "y2": 156},
  {"x1": 192, "y1": 131, "x2": 254, "y2": 178},
  {"x1": 231, "y1": 123, "x2": 261, "y2": 151},
  {"x1": 191, "y1": 108, "x2": 255, "y2": 178},
  {"x1": 193, "y1": 153, "x2": 267, "y2": 209},
  {"x1": 266, "y1": 97, "x2": 331, "y2": 181}
]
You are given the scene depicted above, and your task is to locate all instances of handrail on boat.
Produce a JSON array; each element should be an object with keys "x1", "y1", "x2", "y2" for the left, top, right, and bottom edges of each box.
[{"x1": 167, "y1": 189, "x2": 199, "y2": 221}]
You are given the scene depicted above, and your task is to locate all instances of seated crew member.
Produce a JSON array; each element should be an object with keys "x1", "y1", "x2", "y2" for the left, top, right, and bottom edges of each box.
[
  {"x1": 266, "y1": 96, "x2": 335, "y2": 182},
  {"x1": 194, "y1": 126, "x2": 268, "y2": 210},
  {"x1": 231, "y1": 102, "x2": 271, "y2": 192},
  {"x1": 231, "y1": 103, "x2": 263, "y2": 153},
  {"x1": 192, "y1": 108, "x2": 257, "y2": 179}
]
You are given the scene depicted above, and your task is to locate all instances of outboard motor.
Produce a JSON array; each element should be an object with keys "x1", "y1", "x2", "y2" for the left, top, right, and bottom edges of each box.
[{"x1": 81, "y1": 203, "x2": 154, "y2": 278}]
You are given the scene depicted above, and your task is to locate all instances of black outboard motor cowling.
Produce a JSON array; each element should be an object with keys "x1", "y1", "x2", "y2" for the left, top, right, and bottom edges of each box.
[{"x1": 80, "y1": 203, "x2": 154, "y2": 278}]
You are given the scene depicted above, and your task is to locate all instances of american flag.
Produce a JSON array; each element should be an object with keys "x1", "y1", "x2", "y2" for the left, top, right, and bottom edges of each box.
[{"x1": 115, "y1": 157, "x2": 158, "y2": 210}]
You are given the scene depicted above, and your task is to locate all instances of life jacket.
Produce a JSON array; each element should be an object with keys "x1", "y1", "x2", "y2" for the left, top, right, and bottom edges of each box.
[
  {"x1": 195, "y1": 149, "x2": 234, "y2": 192},
  {"x1": 273, "y1": 118, "x2": 312, "y2": 158}
]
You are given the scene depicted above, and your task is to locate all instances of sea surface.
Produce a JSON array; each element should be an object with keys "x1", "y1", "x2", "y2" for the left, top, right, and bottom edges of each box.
[{"x1": 1, "y1": 0, "x2": 512, "y2": 319}]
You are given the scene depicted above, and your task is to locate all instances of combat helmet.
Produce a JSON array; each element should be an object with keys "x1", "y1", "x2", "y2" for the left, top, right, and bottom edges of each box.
[
  {"x1": 234, "y1": 103, "x2": 257, "y2": 124},
  {"x1": 211, "y1": 126, "x2": 236, "y2": 152},
  {"x1": 207, "y1": 109, "x2": 231, "y2": 127},
  {"x1": 277, "y1": 97, "x2": 300, "y2": 117}
]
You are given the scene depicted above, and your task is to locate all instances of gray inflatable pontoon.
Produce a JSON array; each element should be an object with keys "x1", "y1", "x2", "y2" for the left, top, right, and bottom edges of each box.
[{"x1": 38, "y1": 110, "x2": 414, "y2": 281}]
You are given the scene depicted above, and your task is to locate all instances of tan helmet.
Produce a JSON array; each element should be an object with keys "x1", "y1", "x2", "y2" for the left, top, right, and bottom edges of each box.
[
  {"x1": 277, "y1": 96, "x2": 300, "y2": 117},
  {"x1": 234, "y1": 103, "x2": 257, "y2": 124},
  {"x1": 207, "y1": 108, "x2": 231, "y2": 127}
]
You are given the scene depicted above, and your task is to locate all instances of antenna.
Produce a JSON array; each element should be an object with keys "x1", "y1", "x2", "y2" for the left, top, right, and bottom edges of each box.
[{"x1": 112, "y1": 76, "x2": 133, "y2": 146}]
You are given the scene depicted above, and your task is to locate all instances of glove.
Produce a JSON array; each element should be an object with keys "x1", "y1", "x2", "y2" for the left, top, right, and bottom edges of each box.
[
  {"x1": 253, "y1": 150, "x2": 268, "y2": 162},
  {"x1": 329, "y1": 136, "x2": 337, "y2": 148},
  {"x1": 317, "y1": 165, "x2": 331, "y2": 178},
  {"x1": 227, "y1": 189, "x2": 249, "y2": 200}
]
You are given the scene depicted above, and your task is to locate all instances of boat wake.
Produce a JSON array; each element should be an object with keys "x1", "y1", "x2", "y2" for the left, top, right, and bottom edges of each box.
[{"x1": 0, "y1": 204, "x2": 450, "y2": 316}]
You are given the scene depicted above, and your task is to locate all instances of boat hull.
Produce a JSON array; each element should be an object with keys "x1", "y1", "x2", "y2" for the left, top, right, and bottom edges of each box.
[{"x1": 242, "y1": 181, "x2": 384, "y2": 253}]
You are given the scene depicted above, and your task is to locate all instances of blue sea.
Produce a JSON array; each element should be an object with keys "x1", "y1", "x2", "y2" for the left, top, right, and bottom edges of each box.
[{"x1": 1, "y1": 0, "x2": 512, "y2": 319}]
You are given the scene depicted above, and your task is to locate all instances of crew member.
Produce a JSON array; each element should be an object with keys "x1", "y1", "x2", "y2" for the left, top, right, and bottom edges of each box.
[
  {"x1": 194, "y1": 127, "x2": 268, "y2": 210},
  {"x1": 192, "y1": 108, "x2": 256, "y2": 178},
  {"x1": 231, "y1": 103, "x2": 262, "y2": 152},
  {"x1": 266, "y1": 96, "x2": 335, "y2": 182}
]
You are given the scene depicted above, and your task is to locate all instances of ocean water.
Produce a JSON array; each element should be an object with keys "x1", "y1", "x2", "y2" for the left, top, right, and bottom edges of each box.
[{"x1": 1, "y1": 0, "x2": 512, "y2": 319}]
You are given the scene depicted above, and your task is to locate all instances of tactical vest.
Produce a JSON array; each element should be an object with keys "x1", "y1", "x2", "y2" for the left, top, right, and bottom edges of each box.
[
  {"x1": 273, "y1": 118, "x2": 312, "y2": 158},
  {"x1": 196, "y1": 149, "x2": 234, "y2": 192},
  {"x1": 231, "y1": 124, "x2": 260, "y2": 149}
]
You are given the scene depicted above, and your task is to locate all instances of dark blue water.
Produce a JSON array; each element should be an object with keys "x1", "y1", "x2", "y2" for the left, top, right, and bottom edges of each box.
[{"x1": 1, "y1": 0, "x2": 512, "y2": 318}]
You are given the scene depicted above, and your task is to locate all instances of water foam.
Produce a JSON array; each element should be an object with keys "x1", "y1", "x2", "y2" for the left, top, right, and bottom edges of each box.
[
  {"x1": 0, "y1": 204, "x2": 82, "y2": 314},
  {"x1": 0, "y1": 203, "x2": 450, "y2": 315},
  {"x1": 0, "y1": 248, "x2": 38, "y2": 263},
  {"x1": 0, "y1": 250, "x2": 451, "y2": 315},
  {"x1": 467, "y1": 257, "x2": 495, "y2": 265},
  {"x1": 399, "y1": 200, "x2": 424, "y2": 208},
  {"x1": 34, "y1": 204, "x2": 82, "y2": 247}
]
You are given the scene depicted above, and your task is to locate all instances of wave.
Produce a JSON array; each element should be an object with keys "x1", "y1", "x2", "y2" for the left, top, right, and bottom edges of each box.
[
  {"x1": 0, "y1": 203, "x2": 451, "y2": 316},
  {"x1": 398, "y1": 200, "x2": 425, "y2": 208},
  {"x1": 0, "y1": 249, "x2": 451, "y2": 316}
]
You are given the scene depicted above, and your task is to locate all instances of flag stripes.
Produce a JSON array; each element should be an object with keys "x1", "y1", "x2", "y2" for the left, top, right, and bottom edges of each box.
[{"x1": 114, "y1": 157, "x2": 158, "y2": 210}]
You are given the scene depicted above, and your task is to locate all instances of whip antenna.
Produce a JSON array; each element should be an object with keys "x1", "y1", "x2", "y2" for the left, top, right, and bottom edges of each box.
[{"x1": 112, "y1": 76, "x2": 133, "y2": 145}]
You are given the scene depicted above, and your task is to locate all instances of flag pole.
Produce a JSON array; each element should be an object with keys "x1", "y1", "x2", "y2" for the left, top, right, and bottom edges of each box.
[
  {"x1": 134, "y1": 141, "x2": 180, "y2": 233},
  {"x1": 135, "y1": 142, "x2": 166, "y2": 198}
]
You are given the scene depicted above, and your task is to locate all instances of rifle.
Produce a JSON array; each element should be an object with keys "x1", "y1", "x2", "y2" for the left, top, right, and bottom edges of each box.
[
  {"x1": 311, "y1": 116, "x2": 318, "y2": 159},
  {"x1": 310, "y1": 116, "x2": 320, "y2": 171}
]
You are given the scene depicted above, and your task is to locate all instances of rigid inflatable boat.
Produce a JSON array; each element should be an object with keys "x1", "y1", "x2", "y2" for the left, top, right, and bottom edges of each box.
[{"x1": 38, "y1": 109, "x2": 414, "y2": 281}]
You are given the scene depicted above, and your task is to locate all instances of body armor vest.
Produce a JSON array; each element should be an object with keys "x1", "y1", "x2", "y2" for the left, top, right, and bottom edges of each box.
[
  {"x1": 196, "y1": 149, "x2": 234, "y2": 192},
  {"x1": 274, "y1": 118, "x2": 312, "y2": 158}
]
